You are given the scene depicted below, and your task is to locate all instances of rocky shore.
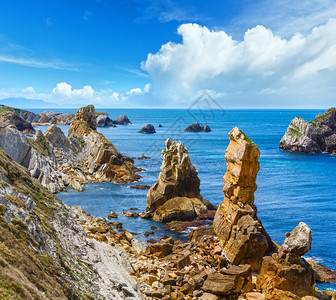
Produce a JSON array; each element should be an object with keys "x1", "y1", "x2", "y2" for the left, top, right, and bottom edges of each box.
[
  {"x1": 280, "y1": 108, "x2": 336, "y2": 154},
  {"x1": 0, "y1": 105, "x2": 140, "y2": 193},
  {"x1": 1, "y1": 103, "x2": 336, "y2": 300},
  {"x1": 67, "y1": 128, "x2": 336, "y2": 300}
]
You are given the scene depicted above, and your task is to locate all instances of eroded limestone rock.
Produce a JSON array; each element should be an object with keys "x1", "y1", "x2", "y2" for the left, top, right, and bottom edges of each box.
[
  {"x1": 256, "y1": 222, "x2": 315, "y2": 299},
  {"x1": 213, "y1": 127, "x2": 272, "y2": 271},
  {"x1": 147, "y1": 138, "x2": 203, "y2": 213}
]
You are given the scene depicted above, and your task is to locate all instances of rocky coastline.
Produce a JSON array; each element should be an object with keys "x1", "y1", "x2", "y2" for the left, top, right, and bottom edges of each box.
[{"x1": 0, "y1": 104, "x2": 336, "y2": 299}]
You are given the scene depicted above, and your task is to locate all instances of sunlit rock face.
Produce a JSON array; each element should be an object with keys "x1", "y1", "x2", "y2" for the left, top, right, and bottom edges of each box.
[{"x1": 213, "y1": 127, "x2": 272, "y2": 271}]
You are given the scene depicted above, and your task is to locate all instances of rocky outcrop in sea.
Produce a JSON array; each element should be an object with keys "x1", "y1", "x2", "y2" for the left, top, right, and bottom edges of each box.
[
  {"x1": 184, "y1": 122, "x2": 211, "y2": 132},
  {"x1": 280, "y1": 108, "x2": 336, "y2": 154},
  {"x1": 139, "y1": 123, "x2": 156, "y2": 133},
  {"x1": 145, "y1": 138, "x2": 215, "y2": 223},
  {"x1": 213, "y1": 127, "x2": 274, "y2": 271}
]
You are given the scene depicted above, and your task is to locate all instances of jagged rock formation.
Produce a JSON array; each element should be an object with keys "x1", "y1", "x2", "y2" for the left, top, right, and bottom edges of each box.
[
  {"x1": 146, "y1": 138, "x2": 214, "y2": 222},
  {"x1": 138, "y1": 123, "x2": 156, "y2": 133},
  {"x1": 280, "y1": 108, "x2": 336, "y2": 154},
  {"x1": 213, "y1": 127, "x2": 273, "y2": 271},
  {"x1": 64, "y1": 105, "x2": 138, "y2": 184},
  {"x1": 184, "y1": 122, "x2": 211, "y2": 132},
  {"x1": 0, "y1": 147, "x2": 144, "y2": 299},
  {"x1": 257, "y1": 222, "x2": 315, "y2": 299},
  {"x1": 0, "y1": 105, "x2": 35, "y2": 134},
  {"x1": 0, "y1": 127, "x2": 68, "y2": 193}
]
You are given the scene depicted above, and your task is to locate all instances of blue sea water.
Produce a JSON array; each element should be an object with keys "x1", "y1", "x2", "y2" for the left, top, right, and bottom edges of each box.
[{"x1": 34, "y1": 108, "x2": 336, "y2": 290}]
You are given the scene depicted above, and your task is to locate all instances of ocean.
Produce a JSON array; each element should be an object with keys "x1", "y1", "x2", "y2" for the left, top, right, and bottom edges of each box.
[{"x1": 34, "y1": 108, "x2": 336, "y2": 291}]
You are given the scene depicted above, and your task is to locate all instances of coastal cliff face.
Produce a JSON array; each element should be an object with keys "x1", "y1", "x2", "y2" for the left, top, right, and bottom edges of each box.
[
  {"x1": 213, "y1": 127, "x2": 273, "y2": 271},
  {"x1": 280, "y1": 108, "x2": 336, "y2": 154},
  {"x1": 0, "y1": 127, "x2": 67, "y2": 193},
  {"x1": 0, "y1": 105, "x2": 35, "y2": 134},
  {"x1": 0, "y1": 147, "x2": 143, "y2": 299}
]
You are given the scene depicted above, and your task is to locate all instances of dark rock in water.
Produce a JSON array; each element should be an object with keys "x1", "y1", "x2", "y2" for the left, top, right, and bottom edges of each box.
[
  {"x1": 308, "y1": 260, "x2": 336, "y2": 283},
  {"x1": 138, "y1": 123, "x2": 156, "y2": 133},
  {"x1": 138, "y1": 153, "x2": 151, "y2": 159},
  {"x1": 158, "y1": 124, "x2": 163, "y2": 127},
  {"x1": 280, "y1": 107, "x2": 336, "y2": 154},
  {"x1": 124, "y1": 211, "x2": 139, "y2": 218},
  {"x1": 96, "y1": 114, "x2": 115, "y2": 127},
  {"x1": 184, "y1": 122, "x2": 211, "y2": 132},
  {"x1": 130, "y1": 184, "x2": 150, "y2": 189},
  {"x1": 113, "y1": 114, "x2": 131, "y2": 125},
  {"x1": 107, "y1": 211, "x2": 118, "y2": 219}
]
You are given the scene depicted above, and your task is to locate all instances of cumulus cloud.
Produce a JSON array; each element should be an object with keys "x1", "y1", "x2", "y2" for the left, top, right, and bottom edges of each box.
[
  {"x1": 142, "y1": 19, "x2": 336, "y2": 107},
  {"x1": 0, "y1": 82, "x2": 151, "y2": 107}
]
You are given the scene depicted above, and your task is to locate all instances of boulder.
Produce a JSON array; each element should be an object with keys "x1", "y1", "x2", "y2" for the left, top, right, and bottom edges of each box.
[
  {"x1": 256, "y1": 224, "x2": 315, "y2": 298},
  {"x1": 279, "y1": 222, "x2": 312, "y2": 256},
  {"x1": 184, "y1": 122, "x2": 211, "y2": 132},
  {"x1": 308, "y1": 260, "x2": 336, "y2": 283},
  {"x1": 188, "y1": 226, "x2": 215, "y2": 242},
  {"x1": 114, "y1": 114, "x2": 131, "y2": 125},
  {"x1": 202, "y1": 265, "x2": 252, "y2": 296},
  {"x1": 146, "y1": 138, "x2": 204, "y2": 212},
  {"x1": 44, "y1": 124, "x2": 67, "y2": 148},
  {"x1": 138, "y1": 124, "x2": 156, "y2": 133},
  {"x1": 96, "y1": 114, "x2": 115, "y2": 127},
  {"x1": 213, "y1": 127, "x2": 272, "y2": 271},
  {"x1": 280, "y1": 108, "x2": 336, "y2": 154},
  {"x1": 152, "y1": 197, "x2": 208, "y2": 222},
  {"x1": 107, "y1": 211, "x2": 118, "y2": 219}
]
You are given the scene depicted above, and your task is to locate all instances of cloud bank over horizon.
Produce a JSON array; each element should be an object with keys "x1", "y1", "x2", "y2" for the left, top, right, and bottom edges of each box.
[
  {"x1": 141, "y1": 18, "x2": 336, "y2": 107},
  {"x1": 1, "y1": 19, "x2": 336, "y2": 108}
]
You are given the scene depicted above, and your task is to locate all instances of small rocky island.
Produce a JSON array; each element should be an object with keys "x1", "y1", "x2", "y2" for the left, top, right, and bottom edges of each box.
[
  {"x1": 280, "y1": 107, "x2": 336, "y2": 154},
  {"x1": 184, "y1": 122, "x2": 211, "y2": 132},
  {"x1": 138, "y1": 123, "x2": 156, "y2": 133}
]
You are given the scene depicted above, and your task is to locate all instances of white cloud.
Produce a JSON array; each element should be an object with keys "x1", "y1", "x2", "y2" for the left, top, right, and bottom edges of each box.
[
  {"x1": 0, "y1": 82, "x2": 151, "y2": 107},
  {"x1": 22, "y1": 86, "x2": 35, "y2": 94},
  {"x1": 141, "y1": 19, "x2": 336, "y2": 107}
]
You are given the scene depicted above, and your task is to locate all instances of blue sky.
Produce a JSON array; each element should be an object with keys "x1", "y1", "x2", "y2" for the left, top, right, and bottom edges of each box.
[{"x1": 0, "y1": 0, "x2": 336, "y2": 108}]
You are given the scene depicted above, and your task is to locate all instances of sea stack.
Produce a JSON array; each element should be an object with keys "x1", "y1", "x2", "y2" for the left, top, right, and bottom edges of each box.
[
  {"x1": 213, "y1": 127, "x2": 273, "y2": 271},
  {"x1": 146, "y1": 138, "x2": 213, "y2": 221}
]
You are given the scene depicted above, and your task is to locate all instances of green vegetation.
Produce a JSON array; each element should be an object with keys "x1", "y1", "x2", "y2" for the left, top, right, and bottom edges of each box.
[
  {"x1": 5, "y1": 194, "x2": 25, "y2": 208},
  {"x1": 96, "y1": 111, "x2": 108, "y2": 116},
  {"x1": 240, "y1": 129, "x2": 254, "y2": 144},
  {"x1": 288, "y1": 124, "x2": 303, "y2": 137}
]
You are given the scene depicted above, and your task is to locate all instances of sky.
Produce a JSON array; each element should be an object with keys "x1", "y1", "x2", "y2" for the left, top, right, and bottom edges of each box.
[{"x1": 0, "y1": 0, "x2": 335, "y2": 108}]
